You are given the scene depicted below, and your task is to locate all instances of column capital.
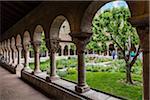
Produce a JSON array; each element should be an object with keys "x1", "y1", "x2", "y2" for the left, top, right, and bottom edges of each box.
[
  {"x1": 33, "y1": 41, "x2": 41, "y2": 52},
  {"x1": 69, "y1": 32, "x2": 92, "y2": 53},
  {"x1": 49, "y1": 39, "x2": 60, "y2": 53},
  {"x1": 23, "y1": 44, "x2": 30, "y2": 51},
  {"x1": 33, "y1": 41, "x2": 41, "y2": 47},
  {"x1": 16, "y1": 45, "x2": 22, "y2": 50}
]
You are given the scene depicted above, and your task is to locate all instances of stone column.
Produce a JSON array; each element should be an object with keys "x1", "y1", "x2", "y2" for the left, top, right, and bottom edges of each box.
[
  {"x1": 16, "y1": 45, "x2": 23, "y2": 67},
  {"x1": 24, "y1": 44, "x2": 30, "y2": 70},
  {"x1": 137, "y1": 27, "x2": 149, "y2": 100},
  {"x1": 61, "y1": 45, "x2": 64, "y2": 56},
  {"x1": 74, "y1": 49, "x2": 76, "y2": 55},
  {"x1": 4, "y1": 47, "x2": 7, "y2": 61},
  {"x1": 68, "y1": 45, "x2": 70, "y2": 56},
  {"x1": 69, "y1": 32, "x2": 92, "y2": 93},
  {"x1": 9, "y1": 47, "x2": 13, "y2": 65},
  {"x1": 33, "y1": 41, "x2": 41, "y2": 74},
  {"x1": 4, "y1": 42, "x2": 8, "y2": 62},
  {"x1": 12, "y1": 48, "x2": 18, "y2": 66},
  {"x1": 46, "y1": 39, "x2": 59, "y2": 82}
]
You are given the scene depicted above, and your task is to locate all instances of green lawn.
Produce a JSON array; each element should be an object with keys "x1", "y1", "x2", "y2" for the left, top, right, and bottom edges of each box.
[
  {"x1": 63, "y1": 72, "x2": 142, "y2": 100},
  {"x1": 29, "y1": 58, "x2": 142, "y2": 100}
]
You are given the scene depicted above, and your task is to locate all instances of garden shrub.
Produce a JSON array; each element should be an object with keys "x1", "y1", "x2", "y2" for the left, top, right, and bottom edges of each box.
[
  {"x1": 86, "y1": 66, "x2": 93, "y2": 71},
  {"x1": 57, "y1": 71, "x2": 67, "y2": 77},
  {"x1": 92, "y1": 66, "x2": 99, "y2": 72},
  {"x1": 67, "y1": 68, "x2": 77, "y2": 74}
]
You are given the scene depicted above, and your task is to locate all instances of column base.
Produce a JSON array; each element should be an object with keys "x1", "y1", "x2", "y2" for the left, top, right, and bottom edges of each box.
[
  {"x1": 75, "y1": 85, "x2": 90, "y2": 93},
  {"x1": 16, "y1": 64, "x2": 24, "y2": 70},
  {"x1": 32, "y1": 69, "x2": 42, "y2": 75},
  {"x1": 24, "y1": 66, "x2": 31, "y2": 71},
  {"x1": 46, "y1": 75, "x2": 59, "y2": 82}
]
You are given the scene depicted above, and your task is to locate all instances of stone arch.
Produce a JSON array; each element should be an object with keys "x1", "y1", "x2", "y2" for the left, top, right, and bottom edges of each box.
[
  {"x1": 59, "y1": 19, "x2": 71, "y2": 41},
  {"x1": 33, "y1": 25, "x2": 45, "y2": 42},
  {"x1": 23, "y1": 31, "x2": 31, "y2": 45},
  {"x1": 11, "y1": 37, "x2": 16, "y2": 49},
  {"x1": 16, "y1": 34, "x2": 22, "y2": 46},
  {"x1": 80, "y1": 1, "x2": 146, "y2": 33},
  {"x1": 49, "y1": 15, "x2": 71, "y2": 39}
]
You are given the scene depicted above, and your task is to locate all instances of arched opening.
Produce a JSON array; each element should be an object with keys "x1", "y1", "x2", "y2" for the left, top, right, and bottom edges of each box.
[
  {"x1": 23, "y1": 31, "x2": 32, "y2": 71},
  {"x1": 48, "y1": 15, "x2": 77, "y2": 80},
  {"x1": 11, "y1": 37, "x2": 18, "y2": 66},
  {"x1": 31, "y1": 25, "x2": 48, "y2": 73},
  {"x1": 75, "y1": 1, "x2": 142, "y2": 99}
]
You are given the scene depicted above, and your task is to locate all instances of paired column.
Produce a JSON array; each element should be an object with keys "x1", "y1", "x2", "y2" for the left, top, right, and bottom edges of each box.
[
  {"x1": 69, "y1": 32, "x2": 92, "y2": 93},
  {"x1": 46, "y1": 39, "x2": 59, "y2": 82},
  {"x1": 33, "y1": 41, "x2": 41, "y2": 74}
]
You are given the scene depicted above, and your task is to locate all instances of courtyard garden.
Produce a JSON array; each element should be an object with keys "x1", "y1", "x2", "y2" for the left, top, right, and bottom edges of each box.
[
  {"x1": 29, "y1": 56, "x2": 142, "y2": 100},
  {"x1": 29, "y1": 2, "x2": 143, "y2": 99}
]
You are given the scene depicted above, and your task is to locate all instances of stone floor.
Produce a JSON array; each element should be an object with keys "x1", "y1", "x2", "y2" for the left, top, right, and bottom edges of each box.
[{"x1": 0, "y1": 66, "x2": 51, "y2": 100}]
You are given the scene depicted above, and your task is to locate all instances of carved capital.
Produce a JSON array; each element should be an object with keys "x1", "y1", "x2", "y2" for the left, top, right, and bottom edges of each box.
[
  {"x1": 49, "y1": 39, "x2": 60, "y2": 53},
  {"x1": 23, "y1": 44, "x2": 30, "y2": 51},
  {"x1": 69, "y1": 32, "x2": 92, "y2": 54},
  {"x1": 33, "y1": 41, "x2": 41, "y2": 52}
]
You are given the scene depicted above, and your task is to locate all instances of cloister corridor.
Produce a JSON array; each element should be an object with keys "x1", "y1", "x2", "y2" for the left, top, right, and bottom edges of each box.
[
  {"x1": 0, "y1": 1, "x2": 149, "y2": 100},
  {"x1": 0, "y1": 66, "x2": 51, "y2": 100}
]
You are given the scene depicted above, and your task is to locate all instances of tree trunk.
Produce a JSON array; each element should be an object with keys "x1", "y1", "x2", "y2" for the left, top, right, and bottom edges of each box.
[{"x1": 126, "y1": 64, "x2": 133, "y2": 84}]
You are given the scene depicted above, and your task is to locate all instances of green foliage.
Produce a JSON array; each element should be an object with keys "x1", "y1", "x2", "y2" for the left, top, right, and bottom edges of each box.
[
  {"x1": 29, "y1": 59, "x2": 50, "y2": 72},
  {"x1": 57, "y1": 71, "x2": 67, "y2": 77},
  {"x1": 89, "y1": 6, "x2": 140, "y2": 53},
  {"x1": 67, "y1": 68, "x2": 77, "y2": 75}
]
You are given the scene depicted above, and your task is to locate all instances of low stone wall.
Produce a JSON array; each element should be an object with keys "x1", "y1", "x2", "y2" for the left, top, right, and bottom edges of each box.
[
  {"x1": 0, "y1": 62, "x2": 16, "y2": 74},
  {"x1": 21, "y1": 70, "x2": 89, "y2": 100}
]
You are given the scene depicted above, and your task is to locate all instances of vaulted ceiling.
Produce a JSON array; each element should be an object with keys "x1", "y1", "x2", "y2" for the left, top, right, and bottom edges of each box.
[{"x1": 0, "y1": 1, "x2": 41, "y2": 35}]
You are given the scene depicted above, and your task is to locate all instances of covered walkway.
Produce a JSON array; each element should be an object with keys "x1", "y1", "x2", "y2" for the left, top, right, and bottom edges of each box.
[{"x1": 0, "y1": 66, "x2": 51, "y2": 100}]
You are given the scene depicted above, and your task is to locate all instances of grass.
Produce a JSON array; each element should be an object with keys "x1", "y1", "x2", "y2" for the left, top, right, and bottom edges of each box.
[
  {"x1": 29, "y1": 59, "x2": 50, "y2": 71},
  {"x1": 63, "y1": 72, "x2": 142, "y2": 100},
  {"x1": 29, "y1": 58, "x2": 142, "y2": 100}
]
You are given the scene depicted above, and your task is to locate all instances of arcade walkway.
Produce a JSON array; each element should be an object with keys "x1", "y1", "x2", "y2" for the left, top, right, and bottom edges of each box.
[{"x1": 0, "y1": 66, "x2": 51, "y2": 100}]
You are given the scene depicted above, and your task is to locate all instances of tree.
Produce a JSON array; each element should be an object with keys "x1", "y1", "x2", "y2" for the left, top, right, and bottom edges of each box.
[{"x1": 91, "y1": 7, "x2": 140, "y2": 84}]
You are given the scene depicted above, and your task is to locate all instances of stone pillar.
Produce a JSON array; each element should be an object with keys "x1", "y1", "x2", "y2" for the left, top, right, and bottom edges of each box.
[
  {"x1": 9, "y1": 48, "x2": 13, "y2": 65},
  {"x1": 61, "y1": 45, "x2": 64, "y2": 56},
  {"x1": 4, "y1": 47, "x2": 7, "y2": 61},
  {"x1": 5, "y1": 48, "x2": 9, "y2": 63},
  {"x1": 46, "y1": 39, "x2": 59, "y2": 82},
  {"x1": 12, "y1": 49, "x2": 18, "y2": 66},
  {"x1": 68, "y1": 45, "x2": 70, "y2": 56},
  {"x1": 129, "y1": 15, "x2": 149, "y2": 100},
  {"x1": 23, "y1": 44, "x2": 30, "y2": 70},
  {"x1": 16, "y1": 45, "x2": 23, "y2": 67},
  {"x1": 69, "y1": 32, "x2": 92, "y2": 93},
  {"x1": 74, "y1": 49, "x2": 76, "y2": 55},
  {"x1": 33, "y1": 41, "x2": 41, "y2": 74},
  {"x1": 137, "y1": 27, "x2": 149, "y2": 100}
]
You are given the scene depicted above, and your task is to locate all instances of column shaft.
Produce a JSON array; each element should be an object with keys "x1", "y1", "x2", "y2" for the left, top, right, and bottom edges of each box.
[{"x1": 50, "y1": 52, "x2": 56, "y2": 76}]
